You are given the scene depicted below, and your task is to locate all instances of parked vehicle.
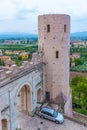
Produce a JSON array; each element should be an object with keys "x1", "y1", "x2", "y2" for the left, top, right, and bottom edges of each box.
[{"x1": 39, "y1": 107, "x2": 64, "y2": 124}]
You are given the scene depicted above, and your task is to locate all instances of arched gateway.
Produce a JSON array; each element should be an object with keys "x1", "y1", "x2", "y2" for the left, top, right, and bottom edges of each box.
[
  {"x1": 2, "y1": 119, "x2": 8, "y2": 130},
  {"x1": 37, "y1": 88, "x2": 42, "y2": 103},
  {"x1": 15, "y1": 83, "x2": 31, "y2": 115},
  {"x1": 0, "y1": 64, "x2": 43, "y2": 130}
]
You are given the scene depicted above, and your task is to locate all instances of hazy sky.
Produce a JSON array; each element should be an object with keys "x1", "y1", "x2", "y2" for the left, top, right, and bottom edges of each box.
[{"x1": 0, "y1": 0, "x2": 87, "y2": 33}]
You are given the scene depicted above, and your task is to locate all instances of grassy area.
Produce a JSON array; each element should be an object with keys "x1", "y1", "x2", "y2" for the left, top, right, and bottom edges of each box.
[
  {"x1": 70, "y1": 61, "x2": 87, "y2": 72},
  {"x1": 70, "y1": 45, "x2": 87, "y2": 72},
  {"x1": 0, "y1": 44, "x2": 38, "y2": 52},
  {"x1": 0, "y1": 44, "x2": 38, "y2": 55},
  {"x1": 73, "y1": 108, "x2": 87, "y2": 116}
]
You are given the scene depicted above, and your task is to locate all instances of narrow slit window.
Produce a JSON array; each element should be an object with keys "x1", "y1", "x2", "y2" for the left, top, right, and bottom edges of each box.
[
  {"x1": 56, "y1": 51, "x2": 59, "y2": 58},
  {"x1": 45, "y1": 91, "x2": 50, "y2": 101},
  {"x1": 47, "y1": 24, "x2": 50, "y2": 32},
  {"x1": 64, "y1": 24, "x2": 66, "y2": 32}
]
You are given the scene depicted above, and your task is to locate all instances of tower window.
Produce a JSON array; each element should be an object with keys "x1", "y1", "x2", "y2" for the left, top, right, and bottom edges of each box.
[
  {"x1": 56, "y1": 51, "x2": 59, "y2": 58},
  {"x1": 64, "y1": 24, "x2": 66, "y2": 32},
  {"x1": 45, "y1": 91, "x2": 50, "y2": 101},
  {"x1": 47, "y1": 24, "x2": 50, "y2": 32}
]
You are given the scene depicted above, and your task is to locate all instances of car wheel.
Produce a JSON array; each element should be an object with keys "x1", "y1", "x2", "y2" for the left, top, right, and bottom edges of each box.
[
  {"x1": 40, "y1": 115, "x2": 44, "y2": 119},
  {"x1": 55, "y1": 121, "x2": 59, "y2": 124}
]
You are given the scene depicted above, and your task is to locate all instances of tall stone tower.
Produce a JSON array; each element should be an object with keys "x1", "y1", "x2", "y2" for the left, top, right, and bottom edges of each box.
[{"x1": 38, "y1": 14, "x2": 72, "y2": 116}]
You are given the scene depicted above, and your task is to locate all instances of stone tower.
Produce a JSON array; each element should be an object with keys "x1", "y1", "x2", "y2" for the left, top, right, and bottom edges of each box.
[{"x1": 38, "y1": 14, "x2": 72, "y2": 116}]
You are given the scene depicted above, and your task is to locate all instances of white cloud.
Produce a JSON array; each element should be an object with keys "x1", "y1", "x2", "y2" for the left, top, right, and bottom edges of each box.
[
  {"x1": 0, "y1": 0, "x2": 87, "y2": 32},
  {"x1": 0, "y1": 0, "x2": 87, "y2": 20},
  {"x1": 0, "y1": 0, "x2": 38, "y2": 20},
  {"x1": 37, "y1": 0, "x2": 87, "y2": 19},
  {"x1": 0, "y1": 0, "x2": 16, "y2": 20}
]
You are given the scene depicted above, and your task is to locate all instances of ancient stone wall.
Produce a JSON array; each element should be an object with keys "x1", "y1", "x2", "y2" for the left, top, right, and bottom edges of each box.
[{"x1": 0, "y1": 62, "x2": 43, "y2": 130}]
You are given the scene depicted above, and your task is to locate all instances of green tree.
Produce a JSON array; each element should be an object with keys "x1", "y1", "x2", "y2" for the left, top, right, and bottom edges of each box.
[
  {"x1": 83, "y1": 53, "x2": 87, "y2": 59},
  {"x1": 0, "y1": 59, "x2": 5, "y2": 66},
  {"x1": 15, "y1": 59, "x2": 22, "y2": 66},
  {"x1": 74, "y1": 58, "x2": 84, "y2": 66},
  {"x1": 71, "y1": 76, "x2": 87, "y2": 109},
  {"x1": 70, "y1": 76, "x2": 82, "y2": 86},
  {"x1": 18, "y1": 56, "x2": 22, "y2": 61}
]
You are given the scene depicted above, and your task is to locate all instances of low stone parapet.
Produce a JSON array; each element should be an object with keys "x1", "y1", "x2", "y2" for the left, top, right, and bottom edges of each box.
[
  {"x1": 73, "y1": 111, "x2": 87, "y2": 124},
  {"x1": 64, "y1": 112, "x2": 87, "y2": 127}
]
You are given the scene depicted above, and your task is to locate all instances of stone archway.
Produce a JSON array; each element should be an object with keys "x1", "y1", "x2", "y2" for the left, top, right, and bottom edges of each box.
[
  {"x1": 2, "y1": 119, "x2": 8, "y2": 130},
  {"x1": 37, "y1": 88, "x2": 42, "y2": 103},
  {"x1": 17, "y1": 85, "x2": 31, "y2": 115}
]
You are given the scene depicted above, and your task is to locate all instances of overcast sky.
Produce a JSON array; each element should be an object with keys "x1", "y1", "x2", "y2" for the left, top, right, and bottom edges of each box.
[{"x1": 0, "y1": 0, "x2": 87, "y2": 33}]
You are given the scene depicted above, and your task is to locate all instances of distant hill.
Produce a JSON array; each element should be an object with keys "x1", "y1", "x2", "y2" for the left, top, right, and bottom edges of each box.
[
  {"x1": 70, "y1": 31, "x2": 87, "y2": 40},
  {"x1": 0, "y1": 31, "x2": 87, "y2": 40},
  {"x1": 0, "y1": 32, "x2": 38, "y2": 40}
]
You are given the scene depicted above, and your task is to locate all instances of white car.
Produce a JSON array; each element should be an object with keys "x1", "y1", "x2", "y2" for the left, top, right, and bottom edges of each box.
[{"x1": 39, "y1": 107, "x2": 64, "y2": 124}]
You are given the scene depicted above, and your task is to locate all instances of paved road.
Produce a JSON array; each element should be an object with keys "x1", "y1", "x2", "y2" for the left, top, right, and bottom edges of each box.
[{"x1": 18, "y1": 112, "x2": 87, "y2": 130}]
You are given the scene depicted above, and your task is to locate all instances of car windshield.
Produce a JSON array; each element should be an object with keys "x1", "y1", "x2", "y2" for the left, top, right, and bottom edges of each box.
[{"x1": 53, "y1": 111, "x2": 58, "y2": 118}]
